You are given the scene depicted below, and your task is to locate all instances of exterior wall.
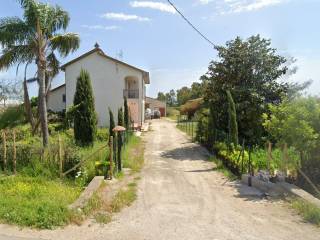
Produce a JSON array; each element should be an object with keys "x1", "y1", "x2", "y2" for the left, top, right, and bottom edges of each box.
[
  {"x1": 65, "y1": 52, "x2": 145, "y2": 127},
  {"x1": 47, "y1": 85, "x2": 66, "y2": 112}
]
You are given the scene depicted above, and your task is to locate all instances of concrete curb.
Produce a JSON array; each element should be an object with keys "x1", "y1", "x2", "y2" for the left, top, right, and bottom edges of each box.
[
  {"x1": 69, "y1": 176, "x2": 104, "y2": 210},
  {"x1": 242, "y1": 174, "x2": 320, "y2": 207}
]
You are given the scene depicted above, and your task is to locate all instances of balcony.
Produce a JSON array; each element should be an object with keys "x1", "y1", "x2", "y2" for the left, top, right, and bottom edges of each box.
[{"x1": 123, "y1": 89, "x2": 139, "y2": 99}]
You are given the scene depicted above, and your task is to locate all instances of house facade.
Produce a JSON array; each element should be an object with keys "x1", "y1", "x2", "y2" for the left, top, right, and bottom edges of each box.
[{"x1": 47, "y1": 44, "x2": 150, "y2": 127}]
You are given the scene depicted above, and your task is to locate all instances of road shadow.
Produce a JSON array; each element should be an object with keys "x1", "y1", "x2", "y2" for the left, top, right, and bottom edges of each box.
[
  {"x1": 229, "y1": 181, "x2": 285, "y2": 203},
  {"x1": 160, "y1": 145, "x2": 210, "y2": 162}
]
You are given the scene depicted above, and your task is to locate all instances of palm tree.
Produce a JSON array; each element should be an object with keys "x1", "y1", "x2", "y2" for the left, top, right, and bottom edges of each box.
[{"x1": 0, "y1": 0, "x2": 80, "y2": 146}]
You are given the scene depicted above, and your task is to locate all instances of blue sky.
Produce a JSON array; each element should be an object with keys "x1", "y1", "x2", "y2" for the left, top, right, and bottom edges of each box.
[{"x1": 1, "y1": 0, "x2": 320, "y2": 97}]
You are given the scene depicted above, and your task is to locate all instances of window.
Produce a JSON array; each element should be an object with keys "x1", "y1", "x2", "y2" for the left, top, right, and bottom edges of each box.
[{"x1": 62, "y1": 94, "x2": 66, "y2": 103}]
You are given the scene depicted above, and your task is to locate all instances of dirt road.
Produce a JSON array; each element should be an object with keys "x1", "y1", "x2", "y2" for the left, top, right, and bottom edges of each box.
[{"x1": 1, "y1": 119, "x2": 319, "y2": 240}]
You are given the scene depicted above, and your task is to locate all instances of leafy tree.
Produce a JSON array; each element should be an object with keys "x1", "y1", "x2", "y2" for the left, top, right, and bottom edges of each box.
[
  {"x1": 190, "y1": 82, "x2": 202, "y2": 99},
  {"x1": 165, "y1": 89, "x2": 176, "y2": 107},
  {"x1": 263, "y1": 97, "x2": 320, "y2": 194},
  {"x1": 180, "y1": 98, "x2": 203, "y2": 120},
  {"x1": 0, "y1": 0, "x2": 80, "y2": 146},
  {"x1": 177, "y1": 87, "x2": 192, "y2": 106},
  {"x1": 226, "y1": 90, "x2": 238, "y2": 146},
  {"x1": 73, "y1": 69, "x2": 97, "y2": 146},
  {"x1": 124, "y1": 97, "x2": 129, "y2": 130},
  {"x1": 263, "y1": 97, "x2": 320, "y2": 154},
  {"x1": 157, "y1": 92, "x2": 166, "y2": 102},
  {"x1": 109, "y1": 107, "x2": 115, "y2": 138},
  {"x1": 201, "y1": 35, "x2": 288, "y2": 145}
]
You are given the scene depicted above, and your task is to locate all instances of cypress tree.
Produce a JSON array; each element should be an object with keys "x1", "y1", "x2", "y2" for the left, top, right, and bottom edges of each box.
[
  {"x1": 73, "y1": 69, "x2": 97, "y2": 146},
  {"x1": 226, "y1": 90, "x2": 238, "y2": 146},
  {"x1": 108, "y1": 107, "x2": 115, "y2": 137},
  {"x1": 118, "y1": 107, "x2": 124, "y2": 126},
  {"x1": 124, "y1": 97, "x2": 129, "y2": 130}
]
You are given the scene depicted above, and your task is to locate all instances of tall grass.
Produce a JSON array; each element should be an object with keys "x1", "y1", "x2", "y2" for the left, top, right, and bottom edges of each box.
[
  {"x1": 0, "y1": 176, "x2": 81, "y2": 229},
  {"x1": 291, "y1": 199, "x2": 320, "y2": 226}
]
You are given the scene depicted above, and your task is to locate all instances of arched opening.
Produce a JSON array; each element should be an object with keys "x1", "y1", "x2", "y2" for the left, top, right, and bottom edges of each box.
[{"x1": 124, "y1": 76, "x2": 139, "y2": 99}]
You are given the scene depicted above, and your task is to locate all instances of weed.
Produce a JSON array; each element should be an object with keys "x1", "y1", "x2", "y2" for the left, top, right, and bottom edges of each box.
[
  {"x1": 0, "y1": 176, "x2": 80, "y2": 229},
  {"x1": 209, "y1": 157, "x2": 238, "y2": 181},
  {"x1": 94, "y1": 212, "x2": 112, "y2": 224},
  {"x1": 123, "y1": 135, "x2": 144, "y2": 172},
  {"x1": 291, "y1": 199, "x2": 320, "y2": 225},
  {"x1": 110, "y1": 182, "x2": 137, "y2": 213}
]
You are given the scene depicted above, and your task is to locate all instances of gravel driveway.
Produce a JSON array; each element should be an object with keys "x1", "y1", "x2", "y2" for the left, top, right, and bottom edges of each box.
[{"x1": 1, "y1": 119, "x2": 319, "y2": 240}]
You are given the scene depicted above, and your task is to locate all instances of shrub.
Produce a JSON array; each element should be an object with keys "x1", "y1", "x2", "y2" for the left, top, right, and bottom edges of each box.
[
  {"x1": 73, "y1": 69, "x2": 97, "y2": 146},
  {"x1": 226, "y1": 90, "x2": 238, "y2": 146},
  {"x1": 96, "y1": 128, "x2": 109, "y2": 142},
  {"x1": 0, "y1": 105, "x2": 25, "y2": 129},
  {"x1": 118, "y1": 107, "x2": 124, "y2": 126}
]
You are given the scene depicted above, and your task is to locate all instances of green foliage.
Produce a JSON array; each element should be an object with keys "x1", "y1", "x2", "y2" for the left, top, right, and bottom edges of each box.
[
  {"x1": 0, "y1": 176, "x2": 80, "y2": 229},
  {"x1": 292, "y1": 199, "x2": 320, "y2": 225},
  {"x1": 122, "y1": 135, "x2": 144, "y2": 172},
  {"x1": 117, "y1": 107, "x2": 124, "y2": 126},
  {"x1": 202, "y1": 35, "x2": 288, "y2": 145},
  {"x1": 209, "y1": 156, "x2": 237, "y2": 181},
  {"x1": 0, "y1": 105, "x2": 25, "y2": 129},
  {"x1": 226, "y1": 90, "x2": 238, "y2": 146},
  {"x1": 195, "y1": 108, "x2": 211, "y2": 143},
  {"x1": 166, "y1": 107, "x2": 179, "y2": 120},
  {"x1": 180, "y1": 98, "x2": 203, "y2": 120},
  {"x1": 109, "y1": 108, "x2": 115, "y2": 137},
  {"x1": 73, "y1": 69, "x2": 97, "y2": 146},
  {"x1": 96, "y1": 128, "x2": 109, "y2": 142},
  {"x1": 263, "y1": 97, "x2": 320, "y2": 153},
  {"x1": 213, "y1": 142, "x2": 299, "y2": 176},
  {"x1": 263, "y1": 97, "x2": 320, "y2": 194},
  {"x1": 176, "y1": 82, "x2": 203, "y2": 106},
  {"x1": 0, "y1": 0, "x2": 80, "y2": 146},
  {"x1": 165, "y1": 89, "x2": 176, "y2": 107},
  {"x1": 157, "y1": 92, "x2": 166, "y2": 102},
  {"x1": 124, "y1": 97, "x2": 129, "y2": 130},
  {"x1": 110, "y1": 182, "x2": 137, "y2": 213}
]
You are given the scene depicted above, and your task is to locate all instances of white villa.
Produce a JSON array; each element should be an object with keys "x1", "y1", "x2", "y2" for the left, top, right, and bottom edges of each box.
[{"x1": 47, "y1": 44, "x2": 150, "y2": 127}]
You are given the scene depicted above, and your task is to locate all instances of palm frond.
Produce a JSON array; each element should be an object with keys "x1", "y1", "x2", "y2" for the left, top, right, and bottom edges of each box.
[
  {"x1": 49, "y1": 33, "x2": 80, "y2": 57},
  {"x1": 47, "y1": 5, "x2": 70, "y2": 33},
  {"x1": 0, "y1": 17, "x2": 30, "y2": 47},
  {"x1": 0, "y1": 45, "x2": 34, "y2": 70},
  {"x1": 46, "y1": 52, "x2": 60, "y2": 78}
]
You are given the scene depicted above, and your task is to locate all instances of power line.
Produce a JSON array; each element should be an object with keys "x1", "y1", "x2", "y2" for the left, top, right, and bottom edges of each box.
[{"x1": 167, "y1": 0, "x2": 216, "y2": 48}]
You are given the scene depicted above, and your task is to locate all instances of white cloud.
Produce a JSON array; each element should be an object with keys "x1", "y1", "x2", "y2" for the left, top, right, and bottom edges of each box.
[
  {"x1": 81, "y1": 25, "x2": 119, "y2": 30},
  {"x1": 225, "y1": 0, "x2": 287, "y2": 13},
  {"x1": 197, "y1": 0, "x2": 289, "y2": 14},
  {"x1": 101, "y1": 12, "x2": 150, "y2": 21},
  {"x1": 130, "y1": 1, "x2": 176, "y2": 14},
  {"x1": 198, "y1": 0, "x2": 213, "y2": 4}
]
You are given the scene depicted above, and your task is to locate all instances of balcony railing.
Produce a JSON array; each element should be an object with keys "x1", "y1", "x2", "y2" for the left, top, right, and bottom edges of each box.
[{"x1": 123, "y1": 89, "x2": 139, "y2": 99}]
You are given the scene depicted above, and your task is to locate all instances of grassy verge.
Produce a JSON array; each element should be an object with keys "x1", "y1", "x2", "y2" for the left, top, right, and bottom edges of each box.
[
  {"x1": 0, "y1": 176, "x2": 81, "y2": 229},
  {"x1": 123, "y1": 135, "x2": 144, "y2": 172},
  {"x1": 291, "y1": 199, "x2": 320, "y2": 226},
  {"x1": 209, "y1": 157, "x2": 238, "y2": 181},
  {"x1": 74, "y1": 135, "x2": 145, "y2": 225},
  {"x1": 166, "y1": 107, "x2": 180, "y2": 121},
  {"x1": 110, "y1": 182, "x2": 137, "y2": 213}
]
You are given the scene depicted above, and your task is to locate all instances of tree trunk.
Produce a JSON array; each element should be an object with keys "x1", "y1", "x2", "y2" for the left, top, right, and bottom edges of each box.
[
  {"x1": 38, "y1": 63, "x2": 49, "y2": 146},
  {"x1": 23, "y1": 64, "x2": 35, "y2": 132},
  {"x1": 37, "y1": 19, "x2": 49, "y2": 147}
]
